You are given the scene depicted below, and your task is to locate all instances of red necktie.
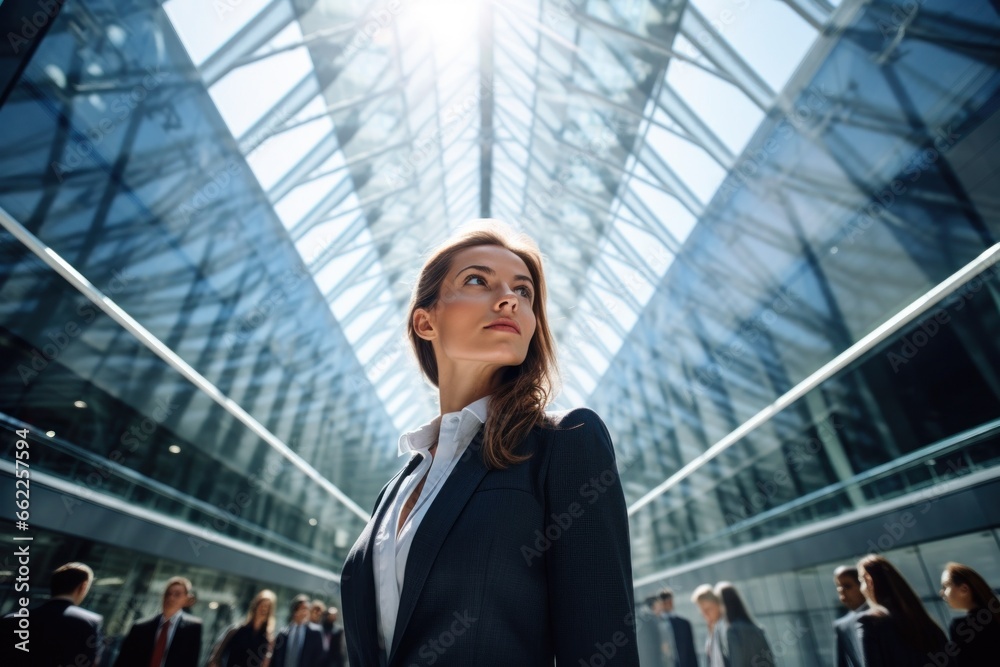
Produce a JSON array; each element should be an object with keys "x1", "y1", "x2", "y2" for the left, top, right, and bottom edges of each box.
[{"x1": 148, "y1": 617, "x2": 171, "y2": 667}]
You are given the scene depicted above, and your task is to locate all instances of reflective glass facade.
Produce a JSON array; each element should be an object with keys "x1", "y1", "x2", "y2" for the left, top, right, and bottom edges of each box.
[{"x1": 1, "y1": 0, "x2": 998, "y2": 666}]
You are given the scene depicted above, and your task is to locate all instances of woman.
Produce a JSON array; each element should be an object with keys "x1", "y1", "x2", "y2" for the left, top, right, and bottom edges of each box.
[
  {"x1": 207, "y1": 589, "x2": 277, "y2": 667},
  {"x1": 714, "y1": 582, "x2": 774, "y2": 667},
  {"x1": 856, "y1": 554, "x2": 949, "y2": 666},
  {"x1": 340, "y1": 221, "x2": 638, "y2": 666},
  {"x1": 940, "y1": 562, "x2": 1000, "y2": 665}
]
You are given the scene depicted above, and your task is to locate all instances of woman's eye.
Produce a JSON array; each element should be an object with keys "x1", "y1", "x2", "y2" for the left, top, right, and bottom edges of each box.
[{"x1": 516, "y1": 286, "x2": 533, "y2": 298}]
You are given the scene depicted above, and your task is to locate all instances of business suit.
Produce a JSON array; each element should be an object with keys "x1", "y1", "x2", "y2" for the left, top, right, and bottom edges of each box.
[
  {"x1": 857, "y1": 610, "x2": 948, "y2": 666},
  {"x1": 113, "y1": 611, "x2": 203, "y2": 667},
  {"x1": 341, "y1": 407, "x2": 638, "y2": 666},
  {"x1": 833, "y1": 602, "x2": 868, "y2": 667},
  {"x1": 725, "y1": 619, "x2": 772, "y2": 667},
  {"x1": 638, "y1": 613, "x2": 696, "y2": 667},
  {"x1": 1, "y1": 597, "x2": 103, "y2": 667},
  {"x1": 270, "y1": 622, "x2": 325, "y2": 667}
]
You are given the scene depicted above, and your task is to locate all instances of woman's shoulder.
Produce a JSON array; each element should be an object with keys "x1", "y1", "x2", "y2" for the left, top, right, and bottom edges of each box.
[
  {"x1": 542, "y1": 406, "x2": 610, "y2": 440},
  {"x1": 856, "y1": 608, "x2": 892, "y2": 630}
]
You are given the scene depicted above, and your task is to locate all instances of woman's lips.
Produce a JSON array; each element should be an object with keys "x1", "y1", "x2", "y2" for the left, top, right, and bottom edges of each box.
[{"x1": 485, "y1": 324, "x2": 519, "y2": 334}]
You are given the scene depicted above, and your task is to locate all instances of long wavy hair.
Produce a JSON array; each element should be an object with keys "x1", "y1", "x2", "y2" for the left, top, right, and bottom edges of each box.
[
  {"x1": 406, "y1": 221, "x2": 561, "y2": 469},
  {"x1": 858, "y1": 554, "x2": 945, "y2": 653},
  {"x1": 244, "y1": 589, "x2": 277, "y2": 637},
  {"x1": 945, "y1": 562, "x2": 1000, "y2": 626}
]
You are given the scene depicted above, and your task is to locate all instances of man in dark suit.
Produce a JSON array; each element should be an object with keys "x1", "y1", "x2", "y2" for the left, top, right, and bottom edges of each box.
[
  {"x1": 321, "y1": 607, "x2": 345, "y2": 667},
  {"x1": 113, "y1": 575, "x2": 203, "y2": 667},
  {"x1": 1, "y1": 561, "x2": 104, "y2": 667},
  {"x1": 832, "y1": 565, "x2": 868, "y2": 667},
  {"x1": 271, "y1": 595, "x2": 325, "y2": 667},
  {"x1": 655, "y1": 589, "x2": 697, "y2": 667}
]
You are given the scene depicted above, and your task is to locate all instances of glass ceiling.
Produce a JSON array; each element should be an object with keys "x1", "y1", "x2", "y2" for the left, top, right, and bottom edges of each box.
[{"x1": 161, "y1": 0, "x2": 832, "y2": 430}]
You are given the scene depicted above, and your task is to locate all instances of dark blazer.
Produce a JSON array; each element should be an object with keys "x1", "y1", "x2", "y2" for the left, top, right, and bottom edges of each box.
[
  {"x1": 948, "y1": 611, "x2": 1000, "y2": 666},
  {"x1": 1, "y1": 598, "x2": 103, "y2": 667},
  {"x1": 341, "y1": 408, "x2": 639, "y2": 667},
  {"x1": 857, "y1": 610, "x2": 948, "y2": 666},
  {"x1": 725, "y1": 619, "x2": 772, "y2": 667},
  {"x1": 833, "y1": 602, "x2": 867, "y2": 667},
  {"x1": 113, "y1": 611, "x2": 203, "y2": 667},
  {"x1": 640, "y1": 613, "x2": 697, "y2": 667},
  {"x1": 322, "y1": 626, "x2": 345, "y2": 667},
  {"x1": 270, "y1": 623, "x2": 325, "y2": 667},
  {"x1": 670, "y1": 615, "x2": 698, "y2": 667}
]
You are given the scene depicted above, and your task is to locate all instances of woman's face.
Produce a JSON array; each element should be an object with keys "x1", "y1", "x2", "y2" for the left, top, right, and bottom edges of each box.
[
  {"x1": 415, "y1": 245, "x2": 537, "y2": 374},
  {"x1": 940, "y1": 571, "x2": 972, "y2": 610},
  {"x1": 255, "y1": 599, "x2": 271, "y2": 621}
]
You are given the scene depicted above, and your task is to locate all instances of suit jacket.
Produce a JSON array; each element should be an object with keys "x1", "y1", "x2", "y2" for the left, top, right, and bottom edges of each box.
[
  {"x1": 638, "y1": 613, "x2": 696, "y2": 667},
  {"x1": 857, "y1": 610, "x2": 948, "y2": 666},
  {"x1": 669, "y1": 615, "x2": 698, "y2": 667},
  {"x1": 725, "y1": 619, "x2": 772, "y2": 667},
  {"x1": 341, "y1": 408, "x2": 639, "y2": 667},
  {"x1": 112, "y1": 611, "x2": 203, "y2": 667},
  {"x1": 949, "y1": 611, "x2": 1000, "y2": 666},
  {"x1": 270, "y1": 623, "x2": 325, "y2": 667},
  {"x1": 1, "y1": 598, "x2": 104, "y2": 667},
  {"x1": 833, "y1": 602, "x2": 868, "y2": 667},
  {"x1": 322, "y1": 626, "x2": 345, "y2": 667}
]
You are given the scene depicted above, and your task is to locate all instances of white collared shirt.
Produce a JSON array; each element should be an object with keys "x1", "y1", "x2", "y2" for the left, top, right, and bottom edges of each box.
[{"x1": 373, "y1": 394, "x2": 490, "y2": 659}]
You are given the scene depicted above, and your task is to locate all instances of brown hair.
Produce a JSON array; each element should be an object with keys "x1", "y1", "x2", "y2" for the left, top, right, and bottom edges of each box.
[
  {"x1": 245, "y1": 589, "x2": 277, "y2": 637},
  {"x1": 406, "y1": 221, "x2": 561, "y2": 469},
  {"x1": 50, "y1": 562, "x2": 94, "y2": 596},
  {"x1": 945, "y1": 562, "x2": 1000, "y2": 626},
  {"x1": 858, "y1": 554, "x2": 946, "y2": 652}
]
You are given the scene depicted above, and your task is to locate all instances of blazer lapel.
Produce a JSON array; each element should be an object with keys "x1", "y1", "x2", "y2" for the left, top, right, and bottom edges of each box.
[
  {"x1": 388, "y1": 425, "x2": 488, "y2": 664},
  {"x1": 348, "y1": 452, "x2": 424, "y2": 667}
]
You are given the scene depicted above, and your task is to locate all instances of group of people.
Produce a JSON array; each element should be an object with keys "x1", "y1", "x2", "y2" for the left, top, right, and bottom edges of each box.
[
  {"x1": 833, "y1": 556, "x2": 999, "y2": 666},
  {"x1": 0, "y1": 561, "x2": 346, "y2": 667},
  {"x1": 639, "y1": 582, "x2": 773, "y2": 667},
  {"x1": 638, "y1": 556, "x2": 999, "y2": 667}
]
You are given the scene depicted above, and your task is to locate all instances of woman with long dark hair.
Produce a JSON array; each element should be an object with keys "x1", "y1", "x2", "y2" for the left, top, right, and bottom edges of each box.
[
  {"x1": 340, "y1": 221, "x2": 638, "y2": 666},
  {"x1": 856, "y1": 554, "x2": 949, "y2": 666},
  {"x1": 940, "y1": 562, "x2": 1000, "y2": 665},
  {"x1": 714, "y1": 582, "x2": 774, "y2": 667},
  {"x1": 207, "y1": 589, "x2": 277, "y2": 667}
]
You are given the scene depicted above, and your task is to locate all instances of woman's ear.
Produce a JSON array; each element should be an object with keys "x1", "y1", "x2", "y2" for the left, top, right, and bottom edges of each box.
[{"x1": 413, "y1": 308, "x2": 436, "y2": 341}]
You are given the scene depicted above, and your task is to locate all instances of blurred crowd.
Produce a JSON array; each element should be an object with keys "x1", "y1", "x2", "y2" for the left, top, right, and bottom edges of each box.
[
  {"x1": 638, "y1": 555, "x2": 999, "y2": 667},
  {"x1": 0, "y1": 563, "x2": 344, "y2": 667}
]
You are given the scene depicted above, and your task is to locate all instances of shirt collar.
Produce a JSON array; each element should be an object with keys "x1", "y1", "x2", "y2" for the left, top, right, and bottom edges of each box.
[{"x1": 397, "y1": 394, "x2": 490, "y2": 456}]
